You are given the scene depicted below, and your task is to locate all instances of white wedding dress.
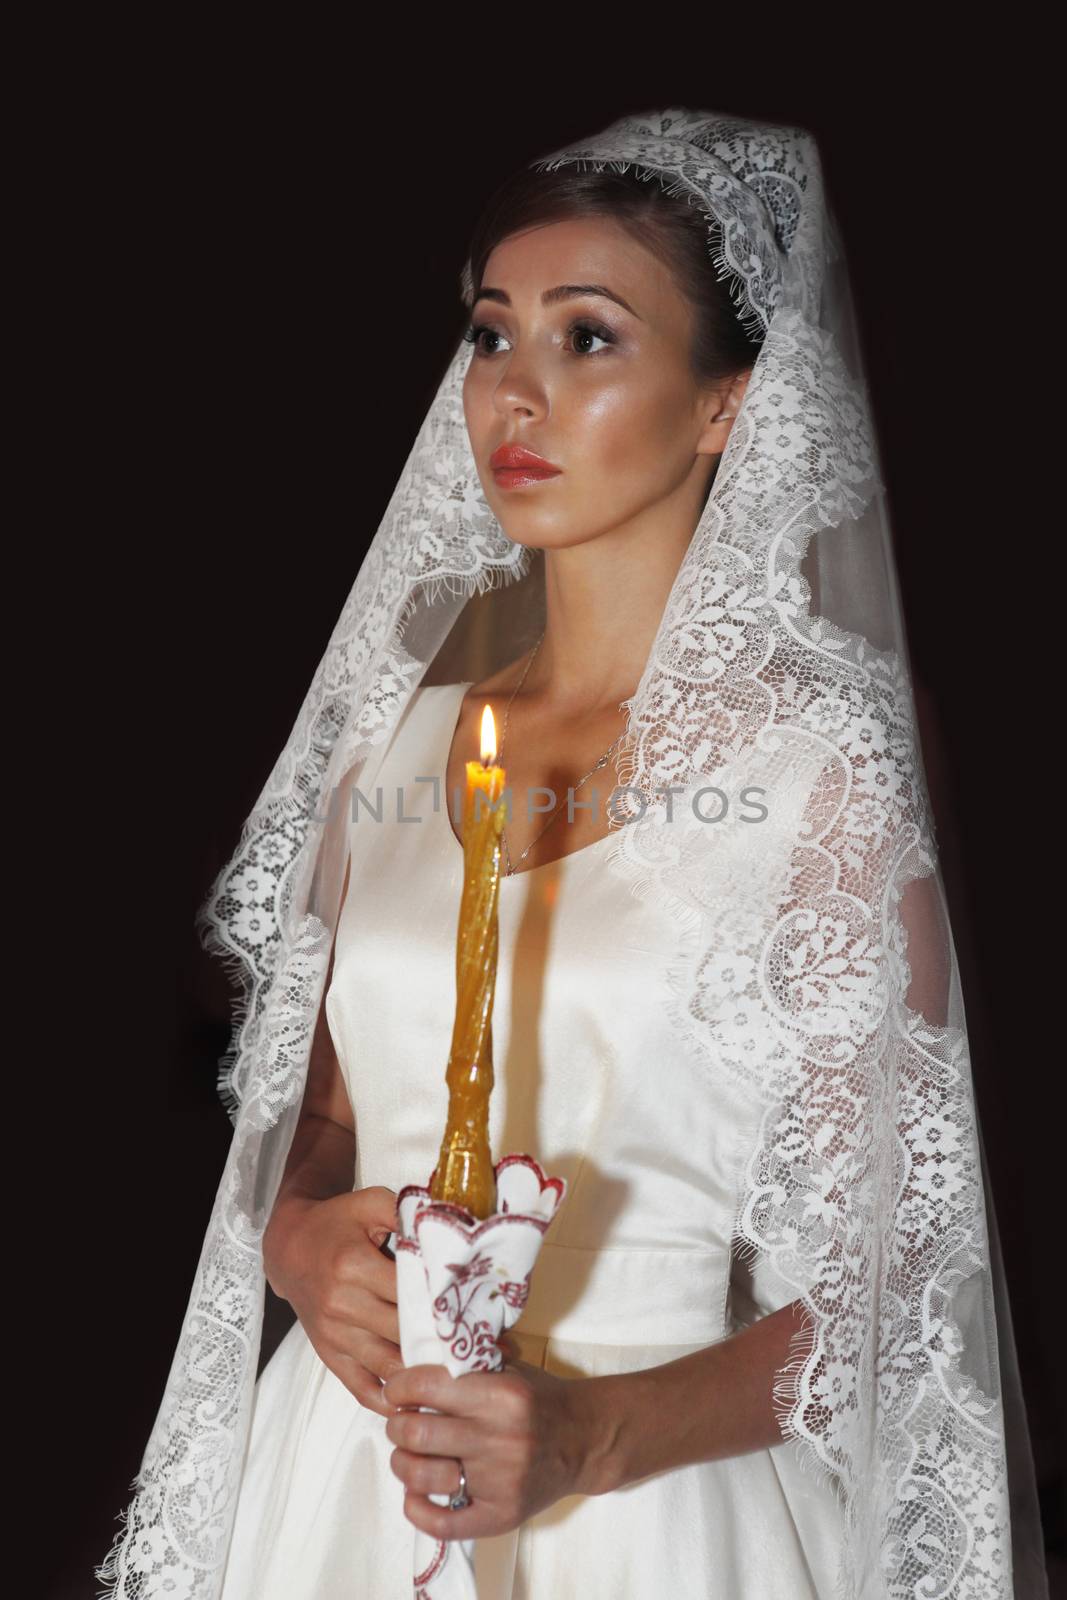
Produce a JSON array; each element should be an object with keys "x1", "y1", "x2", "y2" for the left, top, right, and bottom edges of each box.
[{"x1": 220, "y1": 682, "x2": 850, "y2": 1599}]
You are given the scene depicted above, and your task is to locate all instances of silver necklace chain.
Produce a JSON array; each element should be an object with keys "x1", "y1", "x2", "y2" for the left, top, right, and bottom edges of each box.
[{"x1": 495, "y1": 631, "x2": 626, "y2": 877}]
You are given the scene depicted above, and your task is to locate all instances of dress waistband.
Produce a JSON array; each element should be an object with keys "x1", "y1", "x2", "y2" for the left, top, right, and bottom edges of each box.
[{"x1": 515, "y1": 1241, "x2": 728, "y2": 1345}]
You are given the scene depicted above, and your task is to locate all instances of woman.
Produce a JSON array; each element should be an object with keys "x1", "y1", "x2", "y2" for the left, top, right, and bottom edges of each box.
[{"x1": 98, "y1": 110, "x2": 1048, "y2": 1599}]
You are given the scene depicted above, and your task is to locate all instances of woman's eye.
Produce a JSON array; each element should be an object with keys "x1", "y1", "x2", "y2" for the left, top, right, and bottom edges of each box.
[
  {"x1": 566, "y1": 321, "x2": 614, "y2": 356},
  {"x1": 462, "y1": 324, "x2": 512, "y2": 358}
]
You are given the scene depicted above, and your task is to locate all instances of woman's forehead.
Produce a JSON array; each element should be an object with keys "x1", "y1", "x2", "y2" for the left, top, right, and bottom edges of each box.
[{"x1": 480, "y1": 219, "x2": 680, "y2": 326}]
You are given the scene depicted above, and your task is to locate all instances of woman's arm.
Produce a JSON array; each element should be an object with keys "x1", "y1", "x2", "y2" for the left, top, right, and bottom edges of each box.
[
  {"x1": 383, "y1": 1294, "x2": 816, "y2": 1537},
  {"x1": 572, "y1": 1296, "x2": 814, "y2": 1494}
]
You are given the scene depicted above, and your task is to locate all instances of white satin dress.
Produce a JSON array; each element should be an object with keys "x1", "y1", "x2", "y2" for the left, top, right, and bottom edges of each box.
[{"x1": 221, "y1": 682, "x2": 849, "y2": 1599}]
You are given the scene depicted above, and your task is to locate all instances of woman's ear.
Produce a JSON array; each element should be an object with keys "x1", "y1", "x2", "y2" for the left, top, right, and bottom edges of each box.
[{"x1": 697, "y1": 366, "x2": 753, "y2": 456}]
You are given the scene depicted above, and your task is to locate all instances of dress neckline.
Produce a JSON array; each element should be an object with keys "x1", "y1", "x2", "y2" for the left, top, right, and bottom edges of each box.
[{"x1": 438, "y1": 681, "x2": 617, "y2": 882}]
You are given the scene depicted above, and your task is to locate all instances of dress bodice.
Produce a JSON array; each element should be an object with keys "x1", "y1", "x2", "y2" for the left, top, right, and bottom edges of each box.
[{"x1": 325, "y1": 682, "x2": 765, "y2": 1347}]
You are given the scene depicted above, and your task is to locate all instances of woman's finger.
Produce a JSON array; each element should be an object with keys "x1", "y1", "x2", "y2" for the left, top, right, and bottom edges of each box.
[
  {"x1": 322, "y1": 1284, "x2": 399, "y2": 1346},
  {"x1": 352, "y1": 1332, "x2": 404, "y2": 1384},
  {"x1": 385, "y1": 1407, "x2": 486, "y2": 1463},
  {"x1": 400, "y1": 1488, "x2": 495, "y2": 1543},
  {"x1": 384, "y1": 1362, "x2": 491, "y2": 1415},
  {"x1": 389, "y1": 1446, "x2": 470, "y2": 1498},
  {"x1": 328, "y1": 1351, "x2": 395, "y2": 1417},
  {"x1": 348, "y1": 1243, "x2": 398, "y2": 1305}
]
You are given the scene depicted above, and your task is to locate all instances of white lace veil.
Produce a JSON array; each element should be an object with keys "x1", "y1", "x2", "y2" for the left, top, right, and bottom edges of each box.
[{"x1": 98, "y1": 108, "x2": 1049, "y2": 1599}]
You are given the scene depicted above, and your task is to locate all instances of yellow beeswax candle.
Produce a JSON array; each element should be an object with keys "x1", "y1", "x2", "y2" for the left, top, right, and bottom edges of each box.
[{"x1": 429, "y1": 704, "x2": 508, "y2": 1217}]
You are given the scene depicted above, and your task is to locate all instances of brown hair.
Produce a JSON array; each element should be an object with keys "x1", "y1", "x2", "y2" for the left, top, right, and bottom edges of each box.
[{"x1": 462, "y1": 163, "x2": 764, "y2": 387}]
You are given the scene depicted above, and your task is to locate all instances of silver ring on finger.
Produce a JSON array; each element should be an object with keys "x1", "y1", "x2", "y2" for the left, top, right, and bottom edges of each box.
[{"x1": 449, "y1": 1458, "x2": 471, "y2": 1510}]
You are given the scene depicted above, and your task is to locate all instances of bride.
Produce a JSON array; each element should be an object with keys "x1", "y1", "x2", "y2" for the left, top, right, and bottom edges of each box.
[{"x1": 98, "y1": 109, "x2": 1049, "y2": 1600}]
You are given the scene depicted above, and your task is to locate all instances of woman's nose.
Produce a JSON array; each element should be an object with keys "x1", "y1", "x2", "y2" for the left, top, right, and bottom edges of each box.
[{"x1": 494, "y1": 370, "x2": 546, "y2": 420}]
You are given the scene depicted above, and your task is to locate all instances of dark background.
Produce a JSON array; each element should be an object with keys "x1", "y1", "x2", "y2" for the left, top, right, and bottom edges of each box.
[{"x1": 54, "y1": 41, "x2": 1061, "y2": 1600}]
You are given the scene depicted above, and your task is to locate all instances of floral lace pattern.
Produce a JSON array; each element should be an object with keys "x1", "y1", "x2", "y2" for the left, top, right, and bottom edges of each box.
[{"x1": 98, "y1": 110, "x2": 1028, "y2": 1599}]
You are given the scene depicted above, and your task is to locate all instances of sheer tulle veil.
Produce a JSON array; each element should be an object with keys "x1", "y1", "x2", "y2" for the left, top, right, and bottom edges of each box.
[{"x1": 98, "y1": 108, "x2": 1048, "y2": 1599}]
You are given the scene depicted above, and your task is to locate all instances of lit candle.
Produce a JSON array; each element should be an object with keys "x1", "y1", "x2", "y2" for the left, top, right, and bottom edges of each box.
[{"x1": 429, "y1": 704, "x2": 508, "y2": 1217}]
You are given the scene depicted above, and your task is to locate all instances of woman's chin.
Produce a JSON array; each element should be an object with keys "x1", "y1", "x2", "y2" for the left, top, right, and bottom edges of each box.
[{"x1": 490, "y1": 507, "x2": 591, "y2": 552}]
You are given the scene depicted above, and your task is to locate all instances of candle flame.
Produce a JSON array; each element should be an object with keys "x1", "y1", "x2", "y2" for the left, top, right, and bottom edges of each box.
[{"x1": 480, "y1": 704, "x2": 497, "y2": 766}]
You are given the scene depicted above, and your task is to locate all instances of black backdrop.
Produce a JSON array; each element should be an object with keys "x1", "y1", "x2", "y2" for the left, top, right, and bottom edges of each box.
[{"x1": 57, "y1": 45, "x2": 1062, "y2": 1600}]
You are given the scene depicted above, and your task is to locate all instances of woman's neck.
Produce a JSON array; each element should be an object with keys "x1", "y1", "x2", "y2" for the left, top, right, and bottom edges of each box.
[{"x1": 529, "y1": 508, "x2": 697, "y2": 714}]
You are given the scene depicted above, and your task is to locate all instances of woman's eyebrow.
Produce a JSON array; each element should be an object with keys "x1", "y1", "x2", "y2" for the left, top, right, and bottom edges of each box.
[{"x1": 473, "y1": 283, "x2": 642, "y2": 320}]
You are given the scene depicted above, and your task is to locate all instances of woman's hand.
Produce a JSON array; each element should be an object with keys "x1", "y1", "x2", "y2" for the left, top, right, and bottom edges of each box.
[
  {"x1": 263, "y1": 1184, "x2": 403, "y2": 1418},
  {"x1": 382, "y1": 1349, "x2": 610, "y2": 1541}
]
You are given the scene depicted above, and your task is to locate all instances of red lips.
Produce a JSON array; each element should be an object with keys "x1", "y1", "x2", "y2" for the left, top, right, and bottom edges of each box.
[{"x1": 490, "y1": 443, "x2": 561, "y2": 475}]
